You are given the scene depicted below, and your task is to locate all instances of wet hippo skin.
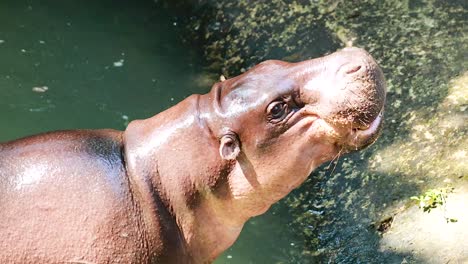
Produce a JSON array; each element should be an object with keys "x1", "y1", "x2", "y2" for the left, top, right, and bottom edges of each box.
[{"x1": 0, "y1": 47, "x2": 386, "y2": 263}]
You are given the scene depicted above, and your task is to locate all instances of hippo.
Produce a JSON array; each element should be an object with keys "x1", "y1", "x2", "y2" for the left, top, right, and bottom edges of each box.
[{"x1": 0, "y1": 47, "x2": 386, "y2": 263}]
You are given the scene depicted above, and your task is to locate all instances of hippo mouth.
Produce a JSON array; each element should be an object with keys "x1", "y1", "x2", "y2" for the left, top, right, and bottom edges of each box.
[
  {"x1": 302, "y1": 100, "x2": 384, "y2": 154},
  {"x1": 301, "y1": 105, "x2": 384, "y2": 154},
  {"x1": 339, "y1": 107, "x2": 384, "y2": 151}
]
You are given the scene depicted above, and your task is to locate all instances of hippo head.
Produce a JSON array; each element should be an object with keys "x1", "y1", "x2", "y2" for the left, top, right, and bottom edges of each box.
[
  {"x1": 121, "y1": 47, "x2": 387, "y2": 262},
  {"x1": 205, "y1": 47, "x2": 386, "y2": 210}
]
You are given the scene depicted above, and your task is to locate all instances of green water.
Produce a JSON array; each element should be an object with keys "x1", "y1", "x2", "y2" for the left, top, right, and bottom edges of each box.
[{"x1": 0, "y1": 0, "x2": 204, "y2": 141}]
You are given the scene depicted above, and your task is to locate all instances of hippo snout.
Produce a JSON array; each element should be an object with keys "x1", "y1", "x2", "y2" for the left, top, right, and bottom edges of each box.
[
  {"x1": 295, "y1": 47, "x2": 386, "y2": 150},
  {"x1": 337, "y1": 47, "x2": 373, "y2": 75},
  {"x1": 335, "y1": 48, "x2": 386, "y2": 125}
]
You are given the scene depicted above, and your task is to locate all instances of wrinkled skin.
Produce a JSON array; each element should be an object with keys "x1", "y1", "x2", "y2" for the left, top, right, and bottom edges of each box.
[{"x1": 0, "y1": 47, "x2": 385, "y2": 263}]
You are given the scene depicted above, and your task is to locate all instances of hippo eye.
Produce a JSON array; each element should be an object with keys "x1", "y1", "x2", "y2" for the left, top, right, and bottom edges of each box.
[{"x1": 267, "y1": 101, "x2": 288, "y2": 120}]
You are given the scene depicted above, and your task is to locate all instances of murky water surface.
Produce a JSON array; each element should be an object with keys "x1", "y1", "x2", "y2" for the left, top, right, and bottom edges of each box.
[{"x1": 0, "y1": 0, "x2": 204, "y2": 141}]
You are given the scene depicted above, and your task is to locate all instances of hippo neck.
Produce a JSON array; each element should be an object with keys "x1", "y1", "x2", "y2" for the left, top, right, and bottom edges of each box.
[{"x1": 123, "y1": 94, "x2": 248, "y2": 262}]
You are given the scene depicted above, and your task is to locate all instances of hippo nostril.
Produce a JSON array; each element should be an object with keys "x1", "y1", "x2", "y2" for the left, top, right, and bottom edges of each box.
[{"x1": 345, "y1": 65, "x2": 362, "y2": 74}]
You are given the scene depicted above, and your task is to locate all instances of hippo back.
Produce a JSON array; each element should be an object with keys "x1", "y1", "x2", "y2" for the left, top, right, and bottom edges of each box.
[{"x1": 0, "y1": 130, "x2": 150, "y2": 263}]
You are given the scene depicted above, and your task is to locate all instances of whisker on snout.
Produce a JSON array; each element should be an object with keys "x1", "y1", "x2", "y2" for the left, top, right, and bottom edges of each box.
[{"x1": 326, "y1": 147, "x2": 344, "y2": 178}]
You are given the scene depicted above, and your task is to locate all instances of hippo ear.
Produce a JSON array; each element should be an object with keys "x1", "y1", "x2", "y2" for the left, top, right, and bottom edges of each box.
[{"x1": 219, "y1": 134, "x2": 240, "y2": 160}]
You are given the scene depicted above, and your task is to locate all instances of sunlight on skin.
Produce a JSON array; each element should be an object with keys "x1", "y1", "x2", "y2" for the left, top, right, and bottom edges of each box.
[
  {"x1": 130, "y1": 113, "x2": 196, "y2": 159},
  {"x1": 15, "y1": 164, "x2": 47, "y2": 190}
]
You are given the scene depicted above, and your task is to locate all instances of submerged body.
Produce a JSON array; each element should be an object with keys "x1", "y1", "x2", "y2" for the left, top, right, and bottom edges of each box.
[{"x1": 0, "y1": 47, "x2": 386, "y2": 263}]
